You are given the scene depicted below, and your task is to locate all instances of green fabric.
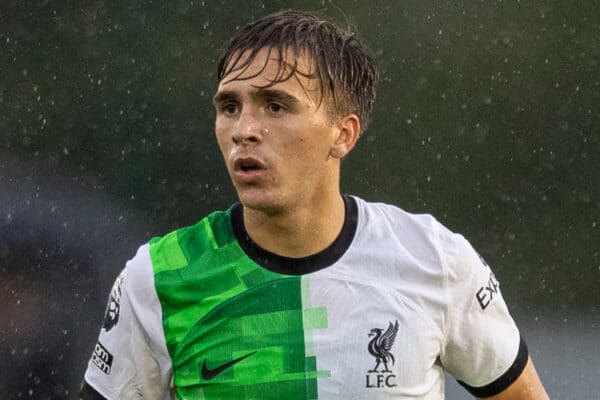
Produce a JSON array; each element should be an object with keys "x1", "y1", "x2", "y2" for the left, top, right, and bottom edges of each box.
[{"x1": 149, "y1": 208, "x2": 329, "y2": 399}]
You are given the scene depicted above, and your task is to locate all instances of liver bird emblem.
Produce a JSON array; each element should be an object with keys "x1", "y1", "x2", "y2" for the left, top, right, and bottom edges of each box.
[{"x1": 367, "y1": 320, "x2": 399, "y2": 373}]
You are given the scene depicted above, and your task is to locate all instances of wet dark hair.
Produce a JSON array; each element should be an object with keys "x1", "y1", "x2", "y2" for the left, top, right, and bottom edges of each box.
[{"x1": 217, "y1": 10, "x2": 378, "y2": 131}]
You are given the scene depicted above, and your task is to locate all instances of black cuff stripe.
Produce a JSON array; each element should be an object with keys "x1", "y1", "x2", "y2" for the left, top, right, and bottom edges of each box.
[
  {"x1": 457, "y1": 335, "x2": 529, "y2": 398},
  {"x1": 79, "y1": 380, "x2": 108, "y2": 400}
]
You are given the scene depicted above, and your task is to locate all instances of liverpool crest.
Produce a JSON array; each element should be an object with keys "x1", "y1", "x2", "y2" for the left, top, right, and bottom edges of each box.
[{"x1": 366, "y1": 320, "x2": 399, "y2": 388}]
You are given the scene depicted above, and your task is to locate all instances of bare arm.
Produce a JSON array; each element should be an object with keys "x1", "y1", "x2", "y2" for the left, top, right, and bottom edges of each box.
[{"x1": 478, "y1": 357, "x2": 549, "y2": 400}]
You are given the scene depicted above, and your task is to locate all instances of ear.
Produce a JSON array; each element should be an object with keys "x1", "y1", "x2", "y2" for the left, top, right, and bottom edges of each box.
[{"x1": 329, "y1": 114, "x2": 361, "y2": 159}]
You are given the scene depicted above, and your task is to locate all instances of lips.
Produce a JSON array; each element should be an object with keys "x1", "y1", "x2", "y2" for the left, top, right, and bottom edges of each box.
[
  {"x1": 233, "y1": 156, "x2": 265, "y2": 171},
  {"x1": 232, "y1": 156, "x2": 267, "y2": 183}
]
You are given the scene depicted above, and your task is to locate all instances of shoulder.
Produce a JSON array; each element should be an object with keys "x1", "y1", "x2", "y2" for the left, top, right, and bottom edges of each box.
[
  {"x1": 115, "y1": 243, "x2": 162, "y2": 327},
  {"x1": 349, "y1": 196, "x2": 486, "y2": 309},
  {"x1": 100, "y1": 243, "x2": 155, "y2": 315},
  {"x1": 117, "y1": 206, "x2": 233, "y2": 302},
  {"x1": 353, "y1": 196, "x2": 451, "y2": 233},
  {"x1": 348, "y1": 196, "x2": 471, "y2": 296},
  {"x1": 357, "y1": 198, "x2": 490, "y2": 295},
  {"x1": 148, "y1": 207, "x2": 235, "y2": 275},
  {"x1": 122, "y1": 243, "x2": 153, "y2": 289},
  {"x1": 352, "y1": 195, "x2": 464, "y2": 264}
]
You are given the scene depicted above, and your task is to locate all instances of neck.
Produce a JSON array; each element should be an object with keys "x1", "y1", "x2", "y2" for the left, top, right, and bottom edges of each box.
[{"x1": 242, "y1": 192, "x2": 346, "y2": 258}]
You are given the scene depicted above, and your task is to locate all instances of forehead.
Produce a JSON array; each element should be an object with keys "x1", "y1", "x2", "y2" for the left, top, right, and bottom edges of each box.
[{"x1": 217, "y1": 47, "x2": 321, "y2": 98}]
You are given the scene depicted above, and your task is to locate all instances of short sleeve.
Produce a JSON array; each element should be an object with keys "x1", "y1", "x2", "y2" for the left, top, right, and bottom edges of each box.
[
  {"x1": 82, "y1": 244, "x2": 173, "y2": 400},
  {"x1": 440, "y1": 235, "x2": 528, "y2": 397}
]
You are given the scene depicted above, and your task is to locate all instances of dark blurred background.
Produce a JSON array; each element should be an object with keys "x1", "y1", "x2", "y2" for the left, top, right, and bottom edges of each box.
[{"x1": 1, "y1": 1, "x2": 598, "y2": 398}]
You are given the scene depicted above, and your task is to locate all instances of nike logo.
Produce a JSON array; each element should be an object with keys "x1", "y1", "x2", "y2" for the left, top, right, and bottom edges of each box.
[{"x1": 201, "y1": 351, "x2": 257, "y2": 380}]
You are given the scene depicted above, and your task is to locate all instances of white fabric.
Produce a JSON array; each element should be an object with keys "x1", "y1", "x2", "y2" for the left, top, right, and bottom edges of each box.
[
  {"x1": 306, "y1": 198, "x2": 520, "y2": 398},
  {"x1": 84, "y1": 244, "x2": 173, "y2": 400},
  {"x1": 83, "y1": 197, "x2": 521, "y2": 399}
]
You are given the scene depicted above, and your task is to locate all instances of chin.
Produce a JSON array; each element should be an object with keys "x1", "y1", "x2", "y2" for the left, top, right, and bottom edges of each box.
[{"x1": 236, "y1": 189, "x2": 285, "y2": 215}]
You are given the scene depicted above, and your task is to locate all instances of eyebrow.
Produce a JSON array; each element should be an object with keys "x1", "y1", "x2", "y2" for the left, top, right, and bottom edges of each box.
[
  {"x1": 212, "y1": 90, "x2": 239, "y2": 106},
  {"x1": 213, "y1": 88, "x2": 302, "y2": 107}
]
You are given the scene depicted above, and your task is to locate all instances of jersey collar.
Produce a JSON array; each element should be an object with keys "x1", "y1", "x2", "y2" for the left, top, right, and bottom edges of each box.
[{"x1": 230, "y1": 195, "x2": 358, "y2": 275}]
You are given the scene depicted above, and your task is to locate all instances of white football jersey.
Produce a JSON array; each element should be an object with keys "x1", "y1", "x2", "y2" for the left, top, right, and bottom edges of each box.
[{"x1": 83, "y1": 196, "x2": 527, "y2": 399}]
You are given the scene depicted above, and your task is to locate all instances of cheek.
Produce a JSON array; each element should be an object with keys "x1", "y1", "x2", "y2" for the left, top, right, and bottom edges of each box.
[
  {"x1": 287, "y1": 139, "x2": 328, "y2": 172},
  {"x1": 298, "y1": 127, "x2": 335, "y2": 160}
]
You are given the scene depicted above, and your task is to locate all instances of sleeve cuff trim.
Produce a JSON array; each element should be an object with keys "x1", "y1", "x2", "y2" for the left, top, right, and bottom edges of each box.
[
  {"x1": 79, "y1": 380, "x2": 108, "y2": 400},
  {"x1": 457, "y1": 334, "x2": 529, "y2": 398}
]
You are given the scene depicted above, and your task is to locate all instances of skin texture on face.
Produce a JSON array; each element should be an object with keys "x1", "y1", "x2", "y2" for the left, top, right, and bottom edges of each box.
[
  {"x1": 213, "y1": 48, "x2": 360, "y2": 257},
  {"x1": 214, "y1": 48, "x2": 356, "y2": 216}
]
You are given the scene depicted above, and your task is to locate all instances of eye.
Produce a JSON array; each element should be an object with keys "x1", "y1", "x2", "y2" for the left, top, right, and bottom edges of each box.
[
  {"x1": 266, "y1": 101, "x2": 286, "y2": 114},
  {"x1": 221, "y1": 102, "x2": 239, "y2": 115}
]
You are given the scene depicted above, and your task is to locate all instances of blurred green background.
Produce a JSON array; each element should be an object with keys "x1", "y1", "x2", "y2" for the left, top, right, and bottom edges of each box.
[{"x1": 1, "y1": 0, "x2": 598, "y2": 398}]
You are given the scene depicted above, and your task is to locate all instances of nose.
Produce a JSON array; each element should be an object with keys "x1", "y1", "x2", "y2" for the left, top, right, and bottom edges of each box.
[{"x1": 233, "y1": 109, "x2": 263, "y2": 145}]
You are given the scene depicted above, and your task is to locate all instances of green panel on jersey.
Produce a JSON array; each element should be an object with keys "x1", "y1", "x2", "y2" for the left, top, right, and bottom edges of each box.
[
  {"x1": 149, "y1": 208, "x2": 330, "y2": 399},
  {"x1": 150, "y1": 230, "x2": 188, "y2": 273}
]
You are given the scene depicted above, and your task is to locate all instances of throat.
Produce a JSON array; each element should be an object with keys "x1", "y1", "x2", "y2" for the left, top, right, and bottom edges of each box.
[
  {"x1": 242, "y1": 196, "x2": 346, "y2": 258},
  {"x1": 231, "y1": 195, "x2": 358, "y2": 275}
]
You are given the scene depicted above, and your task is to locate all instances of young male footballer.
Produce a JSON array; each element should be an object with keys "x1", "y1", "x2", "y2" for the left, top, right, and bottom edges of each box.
[{"x1": 80, "y1": 9, "x2": 549, "y2": 400}]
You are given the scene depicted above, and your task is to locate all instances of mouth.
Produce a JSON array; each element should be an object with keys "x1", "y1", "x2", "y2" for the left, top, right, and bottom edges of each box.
[
  {"x1": 233, "y1": 157, "x2": 265, "y2": 172},
  {"x1": 232, "y1": 157, "x2": 267, "y2": 183}
]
